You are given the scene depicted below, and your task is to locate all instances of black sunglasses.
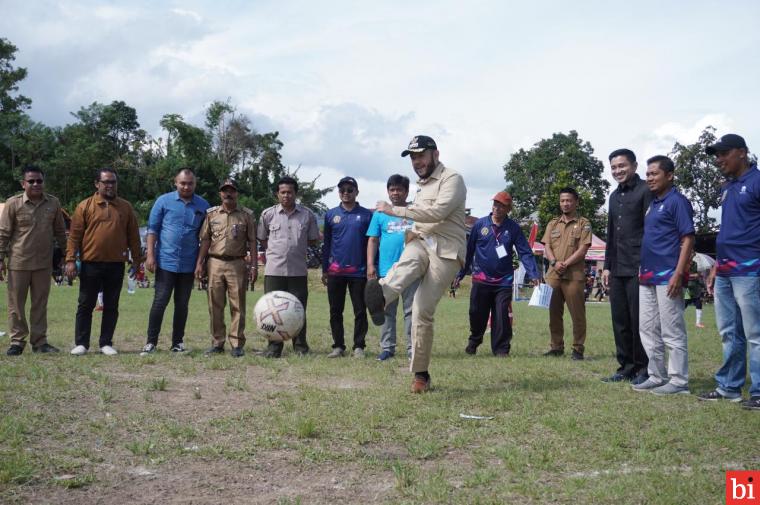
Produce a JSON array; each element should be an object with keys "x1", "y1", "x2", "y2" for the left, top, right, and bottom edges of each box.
[
  {"x1": 99, "y1": 179, "x2": 117, "y2": 185},
  {"x1": 25, "y1": 179, "x2": 44, "y2": 185},
  {"x1": 338, "y1": 187, "x2": 356, "y2": 194}
]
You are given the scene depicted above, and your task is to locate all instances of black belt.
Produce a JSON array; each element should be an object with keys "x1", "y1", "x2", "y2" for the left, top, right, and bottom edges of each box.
[{"x1": 209, "y1": 254, "x2": 245, "y2": 261}]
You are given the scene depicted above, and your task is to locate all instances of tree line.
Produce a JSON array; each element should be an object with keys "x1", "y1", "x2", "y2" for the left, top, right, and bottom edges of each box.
[{"x1": 2, "y1": 37, "x2": 730, "y2": 233}]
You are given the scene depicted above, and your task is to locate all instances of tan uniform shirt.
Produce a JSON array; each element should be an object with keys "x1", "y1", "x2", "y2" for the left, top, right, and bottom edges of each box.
[
  {"x1": 542, "y1": 215, "x2": 592, "y2": 281},
  {"x1": 0, "y1": 193, "x2": 67, "y2": 270},
  {"x1": 257, "y1": 204, "x2": 319, "y2": 277},
  {"x1": 392, "y1": 162, "x2": 467, "y2": 264},
  {"x1": 66, "y1": 193, "x2": 143, "y2": 264},
  {"x1": 200, "y1": 206, "x2": 257, "y2": 259}
]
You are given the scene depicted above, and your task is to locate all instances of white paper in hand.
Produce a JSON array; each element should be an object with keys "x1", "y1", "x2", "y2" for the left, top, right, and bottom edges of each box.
[{"x1": 529, "y1": 283, "x2": 553, "y2": 308}]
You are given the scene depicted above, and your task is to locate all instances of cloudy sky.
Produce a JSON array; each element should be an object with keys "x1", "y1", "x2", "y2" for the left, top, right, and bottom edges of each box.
[{"x1": 3, "y1": 0, "x2": 759, "y2": 216}]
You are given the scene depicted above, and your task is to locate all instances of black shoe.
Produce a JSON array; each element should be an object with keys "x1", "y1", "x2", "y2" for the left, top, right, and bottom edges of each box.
[
  {"x1": 571, "y1": 350, "x2": 584, "y2": 361},
  {"x1": 230, "y1": 347, "x2": 245, "y2": 358},
  {"x1": 465, "y1": 343, "x2": 477, "y2": 355},
  {"x1": 204, "y1": 346, "x2": 224, "y2": 355},
  {"x1": 293, "y1": 347, "x2": 309, "y2": 356},
  {"x1": 6, "y1": 345, "x2": 23, "y2": 356},
  {"x1": 631, "y1": 373, "x2": 649, "y2": 386},
  {"x1": 601, "y1": 372, "x2": 632, "y2": 383},
  {"x1": 696, "y1": 389, "x2": 743, "y2": 402},
  {"x1": 743, "y1": 396, "x2": 760, "y2": 410},
  {"x1": 365, "y1": 279, "x2": 386, "y2": 326},
  {"x1": 543, "y1": 349, "x2": 564, "y2": 357},
  {"x1": 32, "y1": 343, "x2": 60, "y2": 353},
  {"x1": 263, "y1": 349, "x2": 282, "y2": 358}
]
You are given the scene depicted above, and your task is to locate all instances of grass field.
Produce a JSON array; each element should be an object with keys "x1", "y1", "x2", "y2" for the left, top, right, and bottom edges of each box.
[{"x1": 0, "y1": 271, "x2": 758, "y2": 504}]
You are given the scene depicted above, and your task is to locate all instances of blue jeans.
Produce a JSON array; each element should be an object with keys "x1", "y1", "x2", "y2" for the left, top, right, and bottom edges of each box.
[{"x1": 714, "y1": 276, "x2": 760, "y2": 397}]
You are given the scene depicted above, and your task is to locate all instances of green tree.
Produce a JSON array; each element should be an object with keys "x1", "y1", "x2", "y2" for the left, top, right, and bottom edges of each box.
[
  {"x1": 0, "y1": 38, "x2": 33, "y2": 197},
  {"x1": 503, "y1": 130, "x2": 610, "y2": 236},
  {"x1": 670, "y1": 126, "x2": 723, "y2": 233}
]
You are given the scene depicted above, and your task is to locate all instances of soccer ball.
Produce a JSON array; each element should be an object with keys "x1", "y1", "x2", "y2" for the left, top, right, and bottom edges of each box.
[{"x1": 253, "y1": 291, "x2": 305, "y2": 342}]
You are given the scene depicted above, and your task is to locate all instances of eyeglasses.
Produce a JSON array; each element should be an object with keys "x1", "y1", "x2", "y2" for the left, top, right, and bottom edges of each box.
[
  {"x1": 338, "y1": 187, "x2": 356, "y2": 194},
  {"x1": 99, "y1": 180, "x2": 117, "y2": 185},
  {"x1": 25, "y1": 179, "x2": 44, "y2": 185}
]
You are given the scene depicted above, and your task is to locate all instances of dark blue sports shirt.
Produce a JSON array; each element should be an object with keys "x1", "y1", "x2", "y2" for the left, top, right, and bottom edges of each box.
[
  {"x1": 323, "y1": 204, "x2": 373, "y2": 277},
  {"x1": 716, "y1": 165, "x2": 760, "y2": 277}
]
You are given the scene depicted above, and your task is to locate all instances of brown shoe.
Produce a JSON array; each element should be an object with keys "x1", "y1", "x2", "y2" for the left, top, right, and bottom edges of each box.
[{"x1": 411, "y1": 375, "x2": 431, "y2": 394}]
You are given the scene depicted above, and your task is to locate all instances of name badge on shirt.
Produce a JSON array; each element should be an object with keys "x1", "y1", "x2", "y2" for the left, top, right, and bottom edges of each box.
[{"x1": 495, "y1": 244, "x2": 507, "y2": 259}]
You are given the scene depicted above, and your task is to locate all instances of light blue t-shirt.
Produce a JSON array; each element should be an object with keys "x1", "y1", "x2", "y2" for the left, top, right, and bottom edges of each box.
[{"x1": 366, "y1": 212, "x2": 414, "y2": 277}]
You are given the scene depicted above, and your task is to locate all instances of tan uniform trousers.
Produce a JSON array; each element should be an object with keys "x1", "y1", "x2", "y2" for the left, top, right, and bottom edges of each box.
[
  {"x1": 7, "y1": 268, "x2": 52, "y2": 348},
  {"x1": 546, "y1": 278, "x2": 586, "y2": 354},
  {"x1": 207, "y1": 257, "x2": 247, "y2": 348},
  {"x1": 380, "y1": 238, "x2": 460, "y2": 373}
]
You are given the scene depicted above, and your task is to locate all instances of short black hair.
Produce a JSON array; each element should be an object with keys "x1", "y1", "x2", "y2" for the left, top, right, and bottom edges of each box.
[
  {"x1": 558, "y1": 187, "x2": 579, "y2": 200},
  {"x1": 609, "y1": 148, "x2": 637, "y2": 164},
  {"x1": 646, "y1": 155, "x2": 675, "y2": 173},
  {"x1": 386, "y1": 174, "x2": 410, "y2": 191},
  {"x1": 276, "y1": 176, "x2": 299, "y2": 194},
  {"x1": 22, "y1": 165, "x2": 44, "y2": 177},
  {"x1": 176, "y1": 167, "x2": 195, "y2": 177},
  {"x1": 95, "y1": 167, "x2": 118, "y2": 182}
]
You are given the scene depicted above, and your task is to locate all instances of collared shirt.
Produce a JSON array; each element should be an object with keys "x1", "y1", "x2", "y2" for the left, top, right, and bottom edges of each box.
[
  {"x1": 640, "y1": 188, "x2": 695, "y2": 285},
  {"x1": 366, "y1": 211, "x2": 414, "y2": 278},
  {"x1": 323, "y1": 203, "x2": 372, "y2": 277},
  {"x1": 147, "y1": 191, "x2": 210, "y2": 273},
  {"x1": 258, "y1": 203, "x2": 319, "y2": 277},
  {"x1": 0, "y1": 193, "x2": 67, "y2": 270},
  {"x1": 542, "y1": 214, "x2": 593, "y2": 281},
  {"x1": 716, "y1": 165, "x2": 760, "y2": 277},
  {"x1": 66, "y1": 193, "x2": 143, "y2": 264},
  {"x1": 391, "y1": 162, "x2": 467, "y2": 263},
  {"x1": 199, "y1": 206, "x2": 257, "y2": 259},
  {"x1": 459, "y1": 214, "x2": 539, "y2": 287},
  {"x1": 604, "y1": 174, "x2": 653, "y2": 276}
]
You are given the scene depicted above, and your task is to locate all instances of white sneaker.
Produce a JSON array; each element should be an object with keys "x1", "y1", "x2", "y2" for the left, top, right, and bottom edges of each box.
[
  {"x1": 140, "y1": 343, "x2": 156, "y2": 356},
  {"x1": 100, "y1": 345, "x2": 118, "y2": 356},
  {"x1": 70, "y1": 345, "x2": 88, "y2": 356},
  {"x1": 353, "y1": 348, "x2": 365, "y2": 358}
]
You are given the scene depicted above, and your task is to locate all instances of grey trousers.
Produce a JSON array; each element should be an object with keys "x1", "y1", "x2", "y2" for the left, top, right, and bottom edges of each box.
[
  {"x1": 639, "y1": 284, "x2": 688, "y2": 387},
  {"x1": 379, "y1": 278, "x2": 420, "y2": 354}
]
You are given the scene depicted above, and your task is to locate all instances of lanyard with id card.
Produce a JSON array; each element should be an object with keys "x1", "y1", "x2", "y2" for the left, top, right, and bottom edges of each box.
[{"x1": 493, "y1": 225, "x2": 508, "y2": 259}]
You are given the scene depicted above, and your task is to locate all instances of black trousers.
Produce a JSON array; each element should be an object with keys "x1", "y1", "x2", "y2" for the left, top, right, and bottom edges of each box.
[
  {"x1": 75, "y1": 261, "x2": 125, "y2": 348},
  {"x1": 146, "y1": 268, "x2": 195, "y2": 346},
  {"x1": 326, "y1": 276, "x2": 367, "y2": 350},
  {"x1": 264, "y1": 275, "x2": 309, "y2": 354},
  {"x1": 468, "y1": 282, "x2": 513, "y2": 355},
  {"x1": 609, "y1": 275, "x2": 648, "y2": 376}
]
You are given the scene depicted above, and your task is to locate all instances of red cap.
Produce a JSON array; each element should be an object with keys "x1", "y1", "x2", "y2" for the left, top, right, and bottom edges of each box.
[{"x1": 493, "y1": 191, "x2": 512, "y2": 206}]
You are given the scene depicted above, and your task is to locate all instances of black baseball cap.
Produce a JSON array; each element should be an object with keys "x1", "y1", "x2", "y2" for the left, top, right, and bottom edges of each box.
[
  {"x1": 337, "y1": 176, "x2": 358, "y2": 189},
  {"x1": 401, "y1": 135, "x2": 437, "y2": 157},
  {"x1": 706, "y1": 134, "x2": 748, "y2": 155},
  {"x1": 219, "y1": 178, "x2": 238, "y2": 190}
]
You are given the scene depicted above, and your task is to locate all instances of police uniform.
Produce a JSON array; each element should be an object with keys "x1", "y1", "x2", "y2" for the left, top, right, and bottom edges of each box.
[
  {"x1": 199, "y1": 205, "x2": 256, "y2": 350},
  {"x1": 542, "y1": 215, "x2": 592, "y2": 355}
]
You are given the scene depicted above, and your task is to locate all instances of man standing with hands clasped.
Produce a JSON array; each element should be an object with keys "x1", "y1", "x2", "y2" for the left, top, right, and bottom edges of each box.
[{"x1": 635, "y1": 155, "x2": 695, "y2": 395}]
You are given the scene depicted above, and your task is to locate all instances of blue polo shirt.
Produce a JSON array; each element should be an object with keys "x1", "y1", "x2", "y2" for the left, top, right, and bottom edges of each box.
[
  {"x1": 639, "y1": 187, "x2": 694, "y2": 285},
  {"x1": 323, "y1": 203, "x2": 372, "y2": 277},
  {"x1": 716, "y1": 165, "x2": 760, "y2": 277},
  {"x1": 458, "y1": 215, "x2": 539, "y2": 287},
  {"x1": 366, "y1": 212, "x2": 414, "y2": 278},
  {"x1": 147, "y1": 191, "x2": 210, "y2": 273}
]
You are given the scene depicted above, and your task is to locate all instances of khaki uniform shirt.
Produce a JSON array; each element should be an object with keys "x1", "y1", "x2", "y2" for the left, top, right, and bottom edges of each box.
[
  {"x1": 542, "y1": 215, "x2": 592, "y2": 281},
  {"x1": 257, "y1": 204, "x2": 319, "y2": 277},
  {"x1": 200, "y1": 206, "x2": 257, "y2": 259},
  {"x1": 66, "y1": 193, "x2": 143, "y2": 264},
  {"x1": 392, "y1": 162, "x2": 467, "y2": 264},
  {"x1": 0, "y1": 193, "x2": 67, "y2": 270}
]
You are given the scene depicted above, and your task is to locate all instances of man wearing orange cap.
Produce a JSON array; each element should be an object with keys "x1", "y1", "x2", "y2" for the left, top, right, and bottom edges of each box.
[
  {"x1": 541, "y1": 187, "x2": 592, "y2": 360},
  {"x1": 453, "y1": 192, "x2": 539, "y2": 356}
]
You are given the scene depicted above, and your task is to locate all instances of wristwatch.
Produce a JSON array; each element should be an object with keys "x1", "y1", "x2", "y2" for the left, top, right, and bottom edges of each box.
[{"x1": 550, "y1": 260, "x2": 557, "y2": 267}]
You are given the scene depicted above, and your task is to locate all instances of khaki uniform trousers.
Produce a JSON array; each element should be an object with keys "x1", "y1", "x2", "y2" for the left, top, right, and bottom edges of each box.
[
  {"x1": 207, "y1": 257, "x2": 247, "y2": 348},
  {"x1": 380, "y1": 238, "x2": 460, "y2": 373},
  {"x1": 546, "y1": 278, "x2": 586, "y2": 354},
  {"x1": 7, "y1": 268, "x2": 52, "y2": 348}
]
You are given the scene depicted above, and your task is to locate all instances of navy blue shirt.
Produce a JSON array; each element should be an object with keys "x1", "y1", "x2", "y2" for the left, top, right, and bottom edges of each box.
[
  {"x1": 639, "y1": 187, "x2": 694, "y2": 285},
  {"x1": 147, "y1": 191, "x2": 210, "y2": 273},
  {"x1": 716, "y1": 165, "x2": 760, "y2": 277},
  {"x1": 323, "y1": 204, "x2": 373, "y2": 278},
  {"x1": 458, "y1": 215, "x2": 539, "y2": 287}
]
